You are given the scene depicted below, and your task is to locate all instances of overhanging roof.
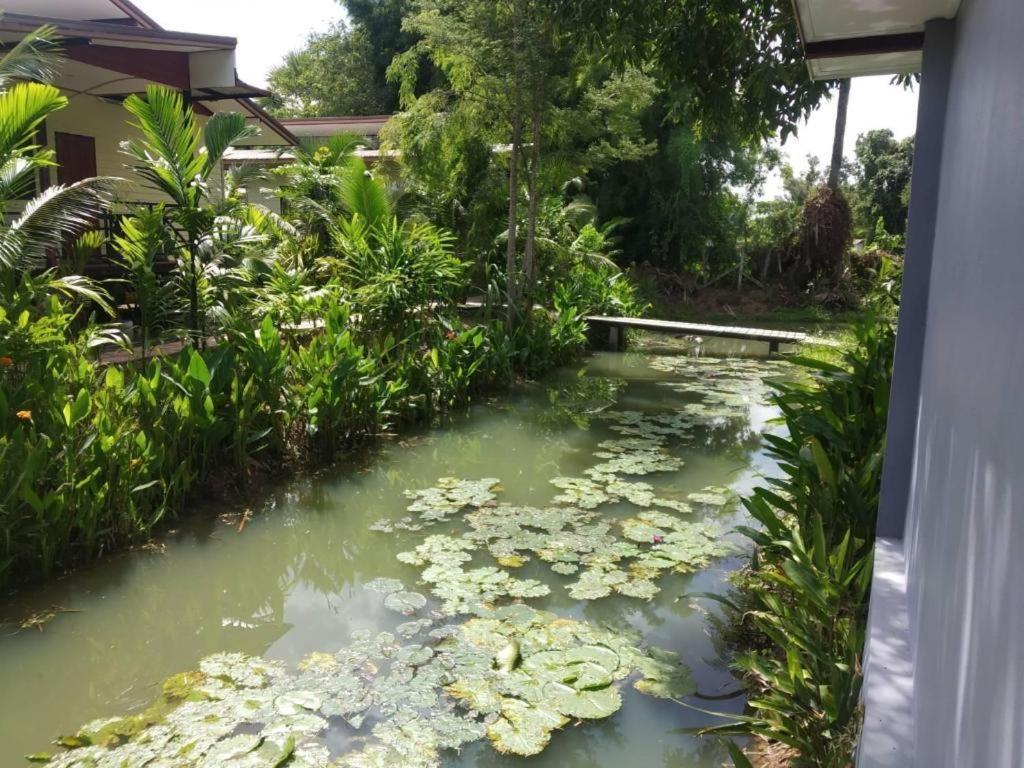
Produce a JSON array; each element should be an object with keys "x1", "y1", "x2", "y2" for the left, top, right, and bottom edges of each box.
[
  {"x1": 792, "y1": 0, "x2": 962, "y2": 80},
  {"x1": 2, "y1": 5, "x2": 297, "y2": 147},
  {"x1": 0, "y1": 13, "x2": 236, "y2": 52},
  {"x1": 281, "y1": 116, "x2": 392, "y2": 138},
  {"x1": 1, "y1": 0, "x2": 159, "y2": 28}
]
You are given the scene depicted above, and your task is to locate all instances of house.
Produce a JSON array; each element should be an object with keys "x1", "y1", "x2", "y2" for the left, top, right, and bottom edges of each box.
[
  {"x1": 791, "y1": 1, "x2": 1023, "y2": 766},
  {"x1": 223, "y1": 115, "x2": 398, "y2": 213},
  {"x1": 281, "y1": 115, "x2": 391, "y2": 149},
  {"x1": 1, "y1": 0, "x2": 297, "y2": 219},
  {"x1": 223, "y1": 114, "x2": 396, "y2": 179}
]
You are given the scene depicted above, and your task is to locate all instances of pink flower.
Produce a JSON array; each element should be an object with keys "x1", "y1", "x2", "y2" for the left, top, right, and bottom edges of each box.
[{"x1": 652, "y1": 535, "x2": 665, "y2": 544}]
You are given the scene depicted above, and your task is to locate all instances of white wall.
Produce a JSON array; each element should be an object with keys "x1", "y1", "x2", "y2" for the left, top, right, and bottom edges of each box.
[{"x1": 903, "y1": 0, "x2": 1024, "y2": 763}]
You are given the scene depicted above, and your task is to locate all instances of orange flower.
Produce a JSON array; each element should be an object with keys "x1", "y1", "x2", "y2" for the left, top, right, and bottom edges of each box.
[
  {"x1": 0, "y1": 356, "x2": 12, "y2": 366},
  {"x1": 16, "y1": 410, "x2": 32, "y2": 422}
]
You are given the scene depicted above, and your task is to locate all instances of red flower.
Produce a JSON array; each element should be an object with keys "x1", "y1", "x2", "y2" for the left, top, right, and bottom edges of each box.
[
  {"x1": 445, "y1": 331, "x2": 457, "y2": 341},
  {"x1": 0, "y1": 357, "x2": 12, "y2": 367}
]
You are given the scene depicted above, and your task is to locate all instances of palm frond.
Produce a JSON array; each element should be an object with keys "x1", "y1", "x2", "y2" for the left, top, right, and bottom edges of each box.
[
  {"x1": 223, "y1": 162, "x2": 265, "y2": 201},
  {"x1": 113, "y1": 205, "x2": 169, "y2": 269},
  {"x1": 122, "y1": 85, "x2": 205, "y2": 206},
  {"x1": 0, "y1": 82, "x2": 66, "y2": 162},
  {"x1": 203, "y1": 111, "x2": 258, "y2": 172},
  {"x1": 243, "y1": 203, "x2": 299, "y2": 239},
  {"x1": 0, "y1": 24, "x2": 64, "y2": 87},
  {"x1": 321, "y1": 132, "x2": 364, "y2": 164},
  {"x1": 48, "y1": 273, "x2": 115, "y2": 316},
  {"x1": 0, "y1": 155, "x2": 44, "y2": 206},
  {"x1": 0, "y1": 178, "x2": 115, "y2": 271},
  {"x1": 83, "y1": 323, "x2": 132, "y2": 351},
  {"x1": 339, "y1": 156, "x2": 392, "y2": 228}
]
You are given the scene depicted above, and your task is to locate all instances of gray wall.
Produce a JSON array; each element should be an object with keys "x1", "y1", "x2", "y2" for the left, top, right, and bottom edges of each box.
[{"x1": 903, "y1": 0, "x2": 1024, "y2": 763}]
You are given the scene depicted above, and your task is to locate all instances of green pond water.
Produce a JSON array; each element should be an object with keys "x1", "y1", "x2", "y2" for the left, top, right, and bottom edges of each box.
[{"x1": 0, "y1": 345, "x2": 790, "y2": 768}]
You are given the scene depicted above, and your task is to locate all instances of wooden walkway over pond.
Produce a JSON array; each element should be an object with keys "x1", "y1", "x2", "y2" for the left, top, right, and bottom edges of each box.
[
  {"x1": 97, "y1": 309, "x2": 811, "y2": 365},
  {"x1": 586, "y1": 315, "x2": 809, "y2": 353}
]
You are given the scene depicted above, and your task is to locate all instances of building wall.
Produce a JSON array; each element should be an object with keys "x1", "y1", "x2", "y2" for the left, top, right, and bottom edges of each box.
[
  {"x1": 42, "y1": 95, "x2": 280, "y2": 206},
  {"x1": 45, "y1": 94, "x2": 171, "y2": 206},
  {"x1": 902, "y1": 0, "x2": 1024, "y2": 763}
]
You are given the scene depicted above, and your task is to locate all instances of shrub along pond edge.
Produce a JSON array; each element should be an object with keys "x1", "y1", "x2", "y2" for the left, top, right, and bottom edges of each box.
[{"x1": 0, "y1": 304, "x2": 588, "y2": 593}]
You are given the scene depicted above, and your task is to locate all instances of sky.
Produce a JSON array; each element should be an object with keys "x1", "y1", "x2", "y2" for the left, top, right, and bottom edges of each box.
[
  {"x1": 768, "y1": 76, "x2": 919, "y2": 197},
  {"x1": 134, "y1": 0, "x2": 919, "y2": 200}
]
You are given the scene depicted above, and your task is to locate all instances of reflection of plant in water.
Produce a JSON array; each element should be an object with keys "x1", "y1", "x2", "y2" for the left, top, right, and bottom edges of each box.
[
  {"x1": 42, "y1": 604, "x2": 693, "y2": 767},
  {"x1": 533, "y1": 372, "x2": 627, "y2": 430}
]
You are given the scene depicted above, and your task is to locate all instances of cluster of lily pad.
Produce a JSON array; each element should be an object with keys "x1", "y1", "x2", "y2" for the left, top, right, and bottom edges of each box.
[
  {"x1": 374, "y1": 358, "x2": 774, "y2": 610},
  {"x1": 647, "y1": 355, "x2": 791, "y2": 425},
  {"x1": 370, "y1": 478, "x2": 501, "y2": 533},
  {"x1": 39, "y1": 603, "x2": 693, "y2": 767}
]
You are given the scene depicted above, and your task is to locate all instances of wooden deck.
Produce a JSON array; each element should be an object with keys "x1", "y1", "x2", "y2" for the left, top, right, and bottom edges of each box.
[{"x1": 586, "y1": 315, "x2": 808, "y2": 352}]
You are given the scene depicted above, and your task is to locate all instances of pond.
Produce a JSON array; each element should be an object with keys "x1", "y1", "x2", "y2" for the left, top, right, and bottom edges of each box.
[{"x1": 0, "y1": 346, "x2": 791, "y2": 767}]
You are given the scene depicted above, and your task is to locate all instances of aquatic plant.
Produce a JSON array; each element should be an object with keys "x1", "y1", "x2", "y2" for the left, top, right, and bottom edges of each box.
[
  {"x1": 38, "y1": 604, "x2": 694, "y2": 767},
  {"x1": 392, "y1": 487, "x2": 734, "y2": 606}
]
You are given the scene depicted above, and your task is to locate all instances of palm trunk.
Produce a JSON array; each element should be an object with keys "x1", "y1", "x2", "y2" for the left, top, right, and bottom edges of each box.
[
  {"x1": 506, "y1": 114, "x2": 523, "y2": 321},
  {"x1": 828, "y1": 79, "x2": 851, "y2": 191},
  {"x1": 188, "y1": 241, "x2": 200, "y2": 344}
]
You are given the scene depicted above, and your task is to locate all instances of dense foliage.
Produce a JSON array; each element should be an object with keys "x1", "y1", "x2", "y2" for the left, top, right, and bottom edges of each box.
[
  {"x1": 0, "y1": 49, "x2": 591, "y2": 589},
  {"x1": 854, "y1": 129, "x2": 914, "y2": 240},
  {"x1": 265, "y1": 0, "x2": 424, "y2": 116},
  {"x1": 701, "y1": 309, "x2": 897, "y2": 767},
  {"x1": 264, "y1": 0, "x2": 859, "y2": 303}
]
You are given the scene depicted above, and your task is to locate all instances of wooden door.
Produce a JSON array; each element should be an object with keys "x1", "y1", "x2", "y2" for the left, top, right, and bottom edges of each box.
[
  {"x1": 55, "y1": 132, "x2": 98, "y2": 185},
  {"x1": 53, "y1": 133, "x2": 100, "y2": 269}
]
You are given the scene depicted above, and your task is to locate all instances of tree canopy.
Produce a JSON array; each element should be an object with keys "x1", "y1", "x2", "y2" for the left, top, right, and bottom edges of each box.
[
  {"x1": 543, "y1": 0, "x2": 831, "y2": 141},
  {"x1": 854, "y1": 129, "x2": 914, "y2": 236}
]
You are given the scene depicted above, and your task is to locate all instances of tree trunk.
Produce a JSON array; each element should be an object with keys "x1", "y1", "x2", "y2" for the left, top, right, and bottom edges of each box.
[
  {"x1": 523, "y1": 108, "x2": 541, "y2": 306},
  {"x1": 828, "y1": 79, "x2": 851, "y2": 191},
  {"x1": 506, "y1": 114, "x2": 523, "y2": 320},
  {"x1": 188, "y1": 240, "x2": 200, "y2": 345}
]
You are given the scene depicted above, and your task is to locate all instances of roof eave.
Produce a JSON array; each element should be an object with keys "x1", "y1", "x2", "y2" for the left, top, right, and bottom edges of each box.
[
  {"x1": 791, "y1": 0, "x2": 960, "y2": 80},
  {"x1": 0, "y1": 12, "x2": 237, "y2": 51}
]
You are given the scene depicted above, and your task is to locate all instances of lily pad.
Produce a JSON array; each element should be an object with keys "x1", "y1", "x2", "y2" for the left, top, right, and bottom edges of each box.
[
  {"x1": 383, "y1": 591, "x2": 428, "y2": 615},
  {"x1": 487, "y1": 699, "x2": 566, "y2": 756}
]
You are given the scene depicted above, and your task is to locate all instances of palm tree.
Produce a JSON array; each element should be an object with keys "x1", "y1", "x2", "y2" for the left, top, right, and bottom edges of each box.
[
  {"x1": 0, "y1": 22, "x2": 114, "y2": 312},
  {"x1": 121, "y1": 84, "x2": 263, "y2": 340},
  {"x1": 827, "y1": 79, "x2": 851, "y2": 191}
]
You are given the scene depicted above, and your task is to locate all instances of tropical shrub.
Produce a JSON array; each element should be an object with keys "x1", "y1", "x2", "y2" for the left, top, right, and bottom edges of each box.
[
  {"x1": 112, "y1": 206, "x2": 175, "y2": 350},
  {"x1": 330, "y1": 215, "x2": 466, "y2": 336},
  {"x1": 121, "y1": 85, "x2": 268, "y2": 341},
  {"x1": 288, "y1": 303, "x2": 385, "y2": 455},
  {"x1": 702, "y1": 312, "x2": 896, "y2": 767},
  {"x1": 0, "y1": 24, "x2": 113, "y2": 316}
]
